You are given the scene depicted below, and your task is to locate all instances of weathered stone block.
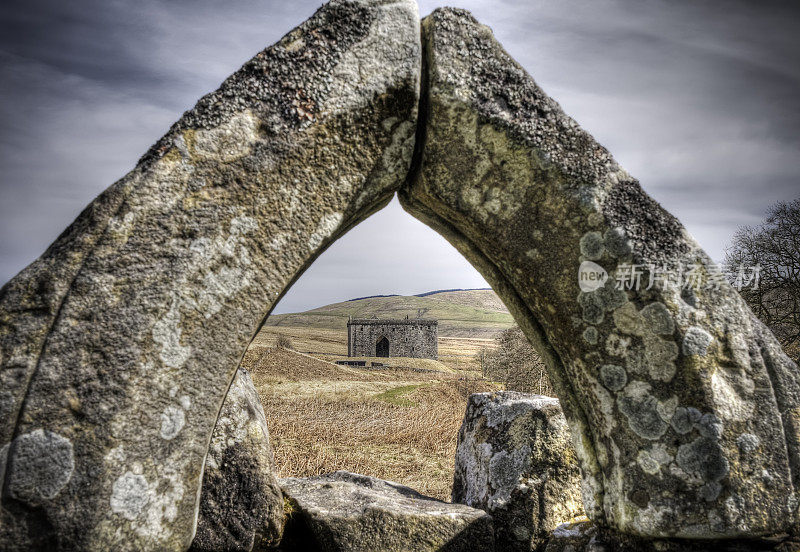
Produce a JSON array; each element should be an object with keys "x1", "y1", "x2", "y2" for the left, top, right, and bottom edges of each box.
[
  {"x1": 279, "y1": 471, "x2": 494, "y2": 551},
  {"x1": 543, "y1": 520, "x2": 602, "y2": 552},
  {"x1": 544, "y1": 519, "x2": 800, "y2": 552},
  {"x1": 453, "y1": 392, "x2": 584, "y2": 551},
  {"x1": 401, "y1": 7, "x2": 800, "y2": 538},
  {"x1": 0, "y1": 0, "x2": 420, "y2": 549},
  {"x1": 190, "y1": 368, "x2": 284, "y2": 552}
]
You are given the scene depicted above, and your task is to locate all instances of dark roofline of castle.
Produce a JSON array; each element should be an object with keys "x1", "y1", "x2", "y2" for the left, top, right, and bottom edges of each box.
[{"x1": 347, "y1": 318, "x2": 438, "y2": 326}]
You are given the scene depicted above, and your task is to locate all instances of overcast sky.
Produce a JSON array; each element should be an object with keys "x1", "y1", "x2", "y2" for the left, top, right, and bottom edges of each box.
[{"x1": 1, "y1": 0, "x2": 798, "y2": 314}]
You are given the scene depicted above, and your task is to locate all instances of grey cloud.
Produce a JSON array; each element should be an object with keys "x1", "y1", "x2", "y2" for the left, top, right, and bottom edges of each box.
[
  {"x1": 279, "y1": 198, "x2": 488, "y2": 313},
  {"x1": 1, "y1": 0, "x2": 798, "y2": 313}
]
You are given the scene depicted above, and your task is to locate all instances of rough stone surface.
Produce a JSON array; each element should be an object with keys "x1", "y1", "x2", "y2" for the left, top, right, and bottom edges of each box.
[
  {"x1": 189, "y1": 368, "x2": 284, "y2": 551},
  {"x1": 347, "y1": 317, "x2": 438, "y2": 359},
  {"x1": 544, "y1": 519, "x2": 800, "y2": 552},
  {"x1": 545, "y1": 520, "x2": 611, "y2": 552},
  {"x1": 0, "y1": 0, "x2": 420, "y2": 549},
  {"x1": 399, "y1": 7, "x2": 800, "y2": 539},
  {"x1": 452, "y1": 392, "x2": 584, "y2": 551},
  {"x1": 278, "y1": 471, "x2": 494, "y2": 551}
]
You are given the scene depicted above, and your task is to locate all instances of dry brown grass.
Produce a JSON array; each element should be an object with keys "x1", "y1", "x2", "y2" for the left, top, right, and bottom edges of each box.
[
  {"x1": 438, "y1": 336, "x2": 497, "y2": 372},
  {"x1": 250, "y1": 346, "x2": 498, "y2": 500},
  {"x1": 244, "y1": 346, "x2": 444, "y2": 384},
  {"x1": 252, "y1": 326, "x2": 346, "y2": 356}
]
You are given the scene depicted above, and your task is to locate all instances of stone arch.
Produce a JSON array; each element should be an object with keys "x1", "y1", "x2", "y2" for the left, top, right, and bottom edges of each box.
[
  {"x1": 1, "y1": 1, "x2": 798, "y2": 550},
  {"x1": 376, "y1": 336, "x2": 390, "y2": 358}
]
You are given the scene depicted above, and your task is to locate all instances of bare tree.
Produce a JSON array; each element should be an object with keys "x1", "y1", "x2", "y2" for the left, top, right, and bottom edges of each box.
[
  {"x1": 480, "y1": 326, "x2": 553, "y2": 396},
  {"x1": 725, "y1": 198, "x2": 800, "y2": 363}
]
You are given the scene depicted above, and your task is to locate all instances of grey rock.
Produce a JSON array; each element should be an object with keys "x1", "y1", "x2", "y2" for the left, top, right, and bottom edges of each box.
[
  {"x1": 0, "y1": 0, "x2": 420, "y2": 549},
  {"x1": 452, "y1": 392, "x2": 584, "y2": 551},
  {"x1": 400, "y1": 7, "x2": 800, "y2": 538},
  {"x1": 279, "y1": 471, "x2": 494, "y2": 552},
  {"x1": 544, "y1": 519, "x2": 800, "y2": 552},
  {"x1": 189, "y1": 368, "x2": 284, "y2": 551},
  {"x1": 544, "y1": 520, "x2": 604, "y2": 552}
]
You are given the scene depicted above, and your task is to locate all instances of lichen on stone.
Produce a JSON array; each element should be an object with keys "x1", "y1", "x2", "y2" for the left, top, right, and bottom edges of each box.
[
  {"x1": 642, "y1": 335, "x2": 678, "y2": 382},
  {"x1": 676, "y1": 437, "x2": 730, "y2": 484},
  {"x1": 617, "y1": 381, "x2": 668, "y2": 440},
  {"x1": 4, "y1": 429, "x2": 75, "y2": 504},
  {"x1": 580, "y1": 231, "x2": 605, "y2": 260},
  {"x1": 603, "y1": 227, "x2": 631, "y2": 258},
  {"x1": 111, "y1": 471, "x2": 150, "y2": 521},
  {"x1": 640, "y1": 302, "x2": 674, "y2": 336},
  {"x1": 578, "y1": 291, "x2": 605, "y2": 325},
  {"x1": 683, "y1": 326, "x2": 713, "y2": 356},
  {"x1": 599, "y1": 364, "x2": 627, "y2": 392},
  {"x1": 737, "y1": 433, "x2": 760, "y2": 455},
  {"x1": 670, "y1": 406, "x2": 702, "y2": 435},
  {"x1": 604, "y1": 332, "x2": 631, "y2": 358},
  {"x1": 613, "y1": 302, "x2": 646, "y2": 336},
  {"x1": 637, "y1": 444, "x2": 672, "y2": 476},
  {"x1": 159, "y1": 406, "x2": 185, "y2": 440}
]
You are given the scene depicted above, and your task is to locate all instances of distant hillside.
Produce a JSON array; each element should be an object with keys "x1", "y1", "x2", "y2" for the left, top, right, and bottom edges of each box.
[
  {"x1": 344, "y1": 288, "x2": 492, "y2": 302},
  {"x1": 413, "y1": 287, "x2": 491, "y2": 298},
  {"x1": 266, "y1": 289, "x2": 514, "y2": 338}
]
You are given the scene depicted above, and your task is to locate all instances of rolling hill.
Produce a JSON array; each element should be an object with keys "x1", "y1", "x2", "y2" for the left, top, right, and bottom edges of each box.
[{"x1": 265, "y1": 289, "x2": 514, "y2": 338}]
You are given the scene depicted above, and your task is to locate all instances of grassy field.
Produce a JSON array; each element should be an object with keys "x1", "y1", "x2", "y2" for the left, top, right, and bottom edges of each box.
[
  {"x1": 242, "y1": 345, "x2": 500, "y2": 500},
  {"x1": 265, "y1": 289, "x2": 515, "y2": 339},
  {"x1": 245, "y1": 289, "x2": 517, "y2": 500}
]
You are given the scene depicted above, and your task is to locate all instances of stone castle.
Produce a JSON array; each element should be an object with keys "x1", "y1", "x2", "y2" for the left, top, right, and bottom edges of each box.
[{"x1": 347, "y1": 316, "x2": 438, "y2": 360}]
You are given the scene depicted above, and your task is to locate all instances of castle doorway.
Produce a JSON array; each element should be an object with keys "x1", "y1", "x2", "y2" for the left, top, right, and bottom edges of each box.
[{"x1": 376, "y1": 336, "x2": 390, "y2": 357}]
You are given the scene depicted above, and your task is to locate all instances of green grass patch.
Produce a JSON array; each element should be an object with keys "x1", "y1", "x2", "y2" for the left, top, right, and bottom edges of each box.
[{"x1": 373, "y1": 384, "x2": 423, "y2": 406}]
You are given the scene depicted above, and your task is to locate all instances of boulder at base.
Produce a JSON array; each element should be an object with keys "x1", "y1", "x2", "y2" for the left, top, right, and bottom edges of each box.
[
  {"x1": 190, "y1": 368, "x2": 284, "y2": 551},
  {"x1": 544, "y1": 519, "x2": 800, "y2": 552},
  {"x1": 279, "y1": 471, "x2": 494, "y2": 551},
  {"x1": 453, "y1": 392, "x2": 584, "y2": 551}
]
